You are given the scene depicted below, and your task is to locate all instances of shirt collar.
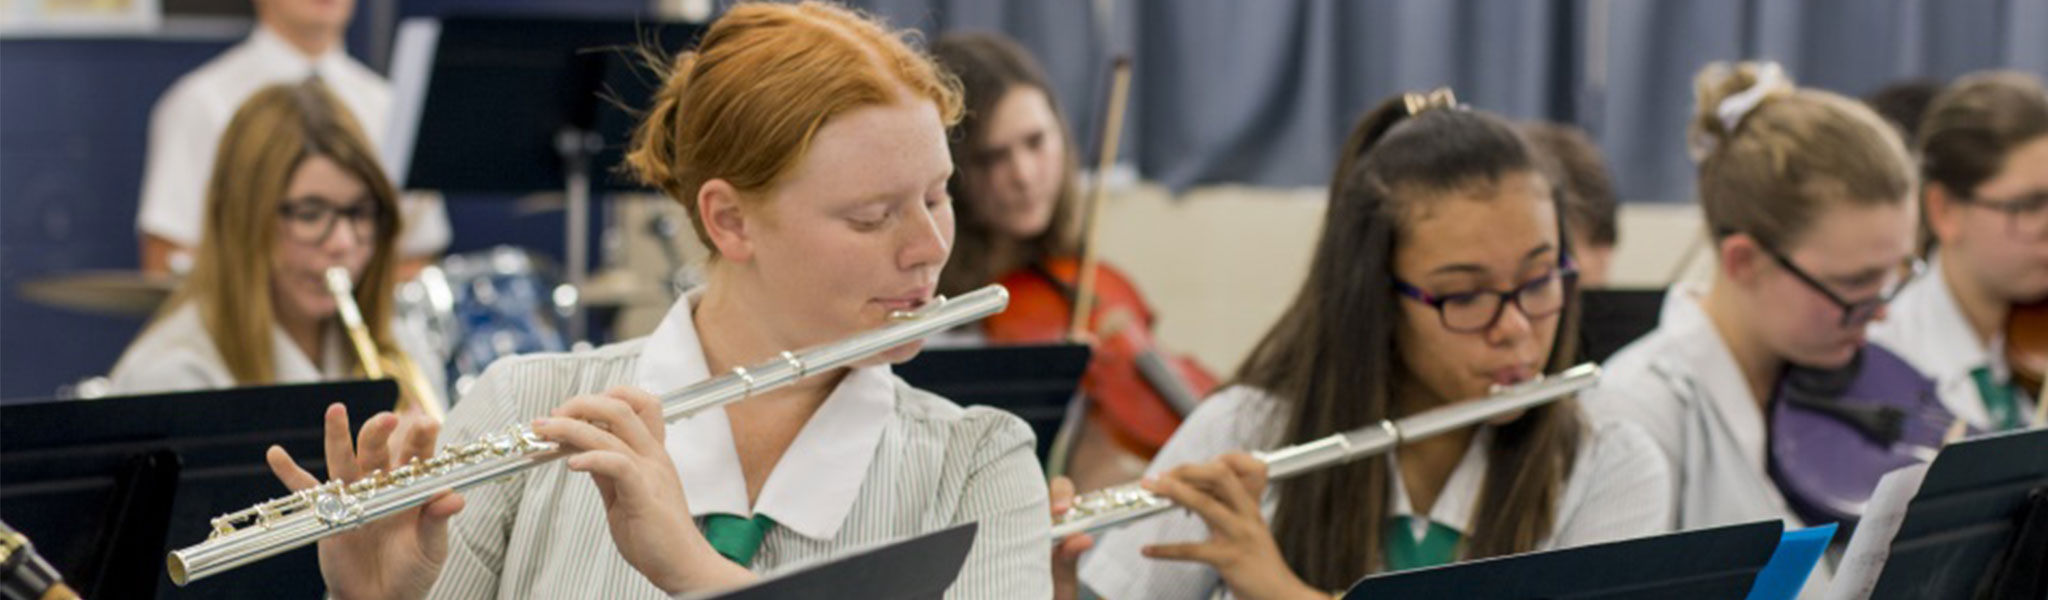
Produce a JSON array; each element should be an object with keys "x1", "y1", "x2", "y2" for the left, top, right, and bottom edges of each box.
[
  {"x1": 636, "y1": 292, "x2": 897, "y2": 540},
  {"x1": 245, "y1": 24, "x2": 353, "y2": 82},
  {"x1": 1385, "y1": 426, "x2": 1492, "y2": 539},
  {"x1": 270, "y1": 322, "x2": 348, "y2": 383},
  {"x1": 1881, "y1": 255, "x2": 2003, "y2": 379},
  {"x1": 1660, "y1": 285, "x2": 1773, "y2": 474}
]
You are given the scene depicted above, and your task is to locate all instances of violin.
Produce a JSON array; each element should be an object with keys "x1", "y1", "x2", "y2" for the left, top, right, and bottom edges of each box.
[
  {"x1": 1768, "y1": 343, "x2": 1964, "y2": 525},
  {"x1": 2003, "y1": 300, "x2": 2048, "y2": 426},
  {"x1": 979, "y1": 57, "x2": 1218, "y2": 470},
  {"x1": 986, "y1": 258, "x2": 1219, "y2": 456}
]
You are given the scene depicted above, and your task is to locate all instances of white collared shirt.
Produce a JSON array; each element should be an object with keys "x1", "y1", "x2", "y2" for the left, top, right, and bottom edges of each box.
[
  {"x1": 139, "y1": 25, "x2": 449, "y2": 258},
  {"x1": 104, "y1": 300, "x2": 445, "y2": 396},
  {"x1": 632, "y1": 293, "x2": 896, "y2": 540},
  {"x1": 1867, "y1": 256, "x2": 2037, "y2": 429},
  {"x1": 1385, "y1": 428, "x2": 1492, "y2": 540},
  {"x1": 425, "y1": 292, "x2": 1051, "y2": 599},
  {"x1": 1587, "y1": 282, "x2": 1795, "y2": 530},
  {"x1": 1079, "y1": 385, "x2": 1674, "y2": 599},
  {"x1": 1589, "y1": 284, "x2": 1841, "y2": 597}
]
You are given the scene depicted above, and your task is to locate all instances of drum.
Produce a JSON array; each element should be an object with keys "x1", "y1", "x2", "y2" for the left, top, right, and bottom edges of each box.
[{"x1": 398, "y1": 247, "x2": 571, "y2": 399}]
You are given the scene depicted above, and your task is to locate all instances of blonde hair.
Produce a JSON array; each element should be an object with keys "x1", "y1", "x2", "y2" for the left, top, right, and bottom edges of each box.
[
  {"x1": 157, "y1": 79, "x2": 405, "y2": 384},
  {"x1": 1690, "y1": 62, "x2": 1917, "y2": 249},
  {"x1": 624, "y1": 1, "x2": 964, "y2": 251}
]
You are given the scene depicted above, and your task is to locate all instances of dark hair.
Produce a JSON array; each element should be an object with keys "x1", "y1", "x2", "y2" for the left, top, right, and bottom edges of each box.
[
  {"x1": 929, "y1": 32, "x2": 1082, "y2": 296},
  {"x1": 1863, "y1": 78, "x2": 1943, "y2": 141},
  {"x1": 1521, "y1": 121, "x2": 1619, "y2": 247},
  {"x1": 1237, "y1": 95, "x2": 1585, "y2": 588},
  {"x1": 1919, "y1": 71, "x2": 2048, "y2": 200}
]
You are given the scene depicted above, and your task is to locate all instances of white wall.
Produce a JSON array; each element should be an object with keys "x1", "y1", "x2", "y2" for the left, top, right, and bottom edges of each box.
[{"x1": 608, "y1": 184, "x2": 1711, "y2": 375}]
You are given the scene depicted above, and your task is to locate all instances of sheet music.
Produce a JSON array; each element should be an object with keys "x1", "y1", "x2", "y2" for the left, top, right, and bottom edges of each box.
[
  {"x1": 383, "y1": 17, "x2": 441, "y2": 188},
  {"x1": 1825, "y1": 463, "x2": 1928, "y2": 600}
]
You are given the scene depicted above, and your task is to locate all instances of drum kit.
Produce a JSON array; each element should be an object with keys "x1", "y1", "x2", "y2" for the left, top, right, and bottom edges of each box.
[{"x1": 19, "y1": 245, "x2": 680, "y2": 401}]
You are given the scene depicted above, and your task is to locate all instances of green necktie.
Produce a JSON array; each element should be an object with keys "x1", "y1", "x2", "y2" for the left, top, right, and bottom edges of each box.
[
  {"x1": 702, "y1": 513, "x2": 776, "y2": 568},
  {"x1": 1969, "y1": 366, "x2": 2024, "y2": 431},
  {"x1": 1382, "y1": 516, "x2": 1463, "y2": 572}
]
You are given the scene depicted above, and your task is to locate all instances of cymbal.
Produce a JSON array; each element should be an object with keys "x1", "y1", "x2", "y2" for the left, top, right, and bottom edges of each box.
[{"x1": 17, "y1": 270, "x2": 176, "y2": 317}]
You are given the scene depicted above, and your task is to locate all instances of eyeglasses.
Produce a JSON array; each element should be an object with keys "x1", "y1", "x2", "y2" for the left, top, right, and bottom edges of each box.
[
  {"x1": 1394, "y1": 261, "x2": 1577, "y2": 334},
  {"x1": 278, "y1": 199, "x2": 379, "y2": 245},
  {"x1": 1757, "y1": 243, "x2": 1924, "y2": 327},
  {"x1": 1955, "y1": 192, "x2": 2048, "y2": 237}
]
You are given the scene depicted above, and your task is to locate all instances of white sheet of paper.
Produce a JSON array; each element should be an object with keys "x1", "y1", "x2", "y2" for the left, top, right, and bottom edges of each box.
[{"x1": 1825, "y1": 463, "x2": 1930, "y2": 600}]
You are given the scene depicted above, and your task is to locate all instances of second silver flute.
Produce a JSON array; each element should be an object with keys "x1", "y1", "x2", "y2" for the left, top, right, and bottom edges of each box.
[
  {"x1": 1052, "y1": 363, "x2": 1601, "y2": 540},
  {"x1": 168, "y1": 284, "x2": 1011, "y2": 586}
]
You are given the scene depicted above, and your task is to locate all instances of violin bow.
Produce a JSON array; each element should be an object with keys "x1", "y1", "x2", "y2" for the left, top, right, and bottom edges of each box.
[{"x1": 1068, "y1": 57, "x2": 1134, "y2": 340}]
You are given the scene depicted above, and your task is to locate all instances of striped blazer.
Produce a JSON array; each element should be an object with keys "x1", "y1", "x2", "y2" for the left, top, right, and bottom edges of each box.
[{"x1": 421, "y1": 338, "x2": 1053, "y2": 599}]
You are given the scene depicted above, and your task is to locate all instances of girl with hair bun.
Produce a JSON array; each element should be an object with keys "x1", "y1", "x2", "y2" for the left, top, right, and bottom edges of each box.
[
  {"x1": 266, "y1": 3, "x2": 1051, "y2": 597},
  {"x1": 1586, "y1": 60, "x2": 1921, "y2": 540}
]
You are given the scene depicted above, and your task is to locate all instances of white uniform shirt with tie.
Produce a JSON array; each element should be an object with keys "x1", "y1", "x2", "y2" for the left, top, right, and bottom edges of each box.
[
  {"x1": 1866, "y1": 255, "x2": 2038, "y2": 430},
  {"x1": 423, "y1": 292, "x2": 1052, "y2": 599},
  {"x1": 1080, "y1": 384, "x2": 1674, "y2": 599}
]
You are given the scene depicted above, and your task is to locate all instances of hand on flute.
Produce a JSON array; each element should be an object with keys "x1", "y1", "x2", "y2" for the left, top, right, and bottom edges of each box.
[
  {"x1": 532, "y1": 387, "x2": 755, "y2": 595},
  {"x1": 1140, "y1": 453, "x2": 1323, "y2": 600},
  {"x1": 266, "y1": 404, "x2": 461, "y2": 600},
  {"x1": 1048, "y1": 476, "x2": 1095, "y2": 600}
]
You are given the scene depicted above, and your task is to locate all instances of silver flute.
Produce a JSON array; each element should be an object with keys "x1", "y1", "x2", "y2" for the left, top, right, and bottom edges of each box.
[
  {"x1": 1051, "y1": 363, "x2": 1600, "y2": 540},
  {"x1": 168, "y1": 285, "x2": 1011, "y2": 586}
]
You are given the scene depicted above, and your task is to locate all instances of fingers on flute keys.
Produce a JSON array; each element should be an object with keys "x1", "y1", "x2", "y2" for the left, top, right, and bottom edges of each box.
[
  {"x1": 534, "y1": 388, "x2": 664, "y2": 456},
  {"x1": 1140, "y1": 454, "x2": 1270, "y2": 563},
  {"x1": 1049, "y1": 476, "x2": 1096, "y2": 558}
]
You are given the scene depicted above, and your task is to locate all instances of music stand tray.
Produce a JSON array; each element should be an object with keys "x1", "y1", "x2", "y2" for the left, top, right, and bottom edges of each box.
[
  {"x1": 1344, "y1": 521, "x2": 1784, "y2": 600},
  {"x1": 696, "y1": 522, "x2": 978, "y2": 600},
  {"x1": 0, "y1": 380, "x2": 396, "y2": 599},
  {"x1": 893, "y1": 343, "x2": 1091, "y2": 463},
  {"x1": 1858, "y1": 428, "x2": 2048, "y2": 599}
]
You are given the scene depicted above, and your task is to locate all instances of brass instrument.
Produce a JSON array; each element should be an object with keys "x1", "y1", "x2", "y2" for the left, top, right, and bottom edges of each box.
[
  {"x1": 325, "y1": 266, "x2": 446, "y2": 422},
  {"x1": 168, "y1": 284, "x2": 1011, "y2": 585},
  {"x1": 1051, "y1": 363, "x2": 1601, "y2": 540}
]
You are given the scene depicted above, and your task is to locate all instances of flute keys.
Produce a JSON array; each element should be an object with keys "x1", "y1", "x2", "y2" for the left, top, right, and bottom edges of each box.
[{"x1": 312, "y1": 489, "x2": 364, "y2": 527}]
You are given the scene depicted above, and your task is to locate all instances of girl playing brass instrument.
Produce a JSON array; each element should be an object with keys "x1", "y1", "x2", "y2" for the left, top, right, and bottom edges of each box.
[
  {"x1": 259, "y1": 3, "x2": 1050, "y2": 598},
  {"x1": 108, "y1": 78, "x2": 445, "y2": 415}
]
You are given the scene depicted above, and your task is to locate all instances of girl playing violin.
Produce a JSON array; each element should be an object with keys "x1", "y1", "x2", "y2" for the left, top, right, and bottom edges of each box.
[
  {"x1": 1869, "y1": 72, "x2": 2048, "y2": 432},
  {"x1": 931, "y1": 33, "x2": 1215, "y2": 493},
  {"x1": 1585, "y1": 60, "x2": 1920, "y2": 553}
]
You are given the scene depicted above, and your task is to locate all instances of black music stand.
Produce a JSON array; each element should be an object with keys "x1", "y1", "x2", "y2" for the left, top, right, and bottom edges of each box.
[
  {"x1": 701, "y1": 522, "x2": 978, "y2": 600},
  {"x1": 385, "y1": 15, "x2": 702, "y2": 343},
  {"x1": 1343, "y1": 521, "x2": 1784, "y2": 599},
  {"x1": 1578, "y1": 288, "x2": 1666, "y2": 363},
  {"x1": 1857, "y1": 428, "x2": 2048, "y2": 599},
  {"x1": 894, "y1": 343, "x2": 1092, "y2": 463},
  {"x1": 0, "y1": 380, "x2": 395, "y2": 599}
]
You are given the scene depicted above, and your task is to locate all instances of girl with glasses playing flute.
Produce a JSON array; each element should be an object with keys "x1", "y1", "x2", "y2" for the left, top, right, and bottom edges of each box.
[{"x1": 1053, "y1": 91, "x2": 1674, "y2": 600}]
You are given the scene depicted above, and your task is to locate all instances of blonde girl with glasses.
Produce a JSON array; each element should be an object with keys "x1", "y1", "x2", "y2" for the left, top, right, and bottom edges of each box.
[
  {"x1": 109, "y1": 78, "x2": 442, "y2": 401},
  {"x1": 1584, "y1": 61, "x2": 1923, "y2": 597}
]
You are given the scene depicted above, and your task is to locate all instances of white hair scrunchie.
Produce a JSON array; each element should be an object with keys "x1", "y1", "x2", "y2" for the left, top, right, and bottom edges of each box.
[
  {"x1": 1690, "y1": 61, "x2": 1788, "y2": 162},
  {"x1": 1716, "y1": 61, "x2": 1787, "y2": 133}
]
